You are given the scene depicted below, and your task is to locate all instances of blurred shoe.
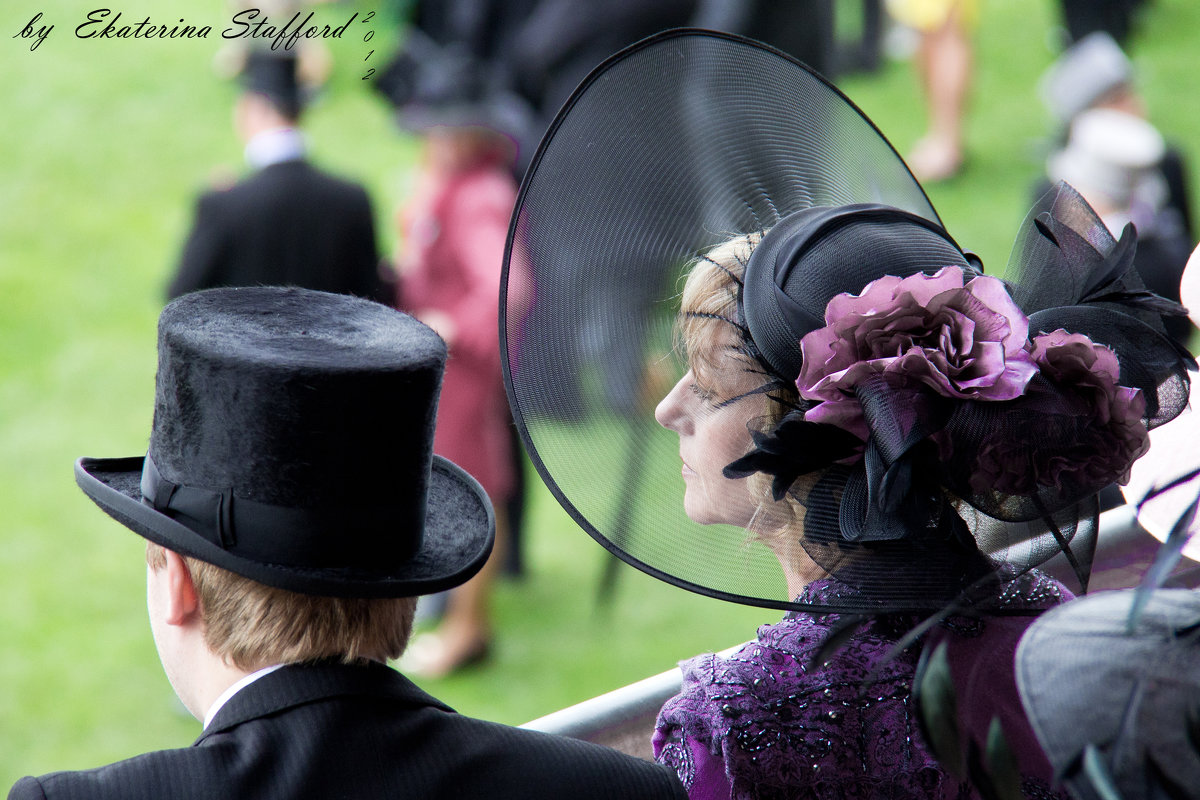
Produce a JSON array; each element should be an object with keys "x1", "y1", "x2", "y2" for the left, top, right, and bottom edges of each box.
[
  {"x1": 398, "y1": 631, "x2": 491, "y2": 679},
  {"x1": 907, "y1": 135, "x2": 963, "y2": 183}
]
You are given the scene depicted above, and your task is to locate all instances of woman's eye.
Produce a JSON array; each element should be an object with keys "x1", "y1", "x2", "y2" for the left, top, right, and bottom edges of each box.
[{"x1": 689, "y1": 381, "x2": 717, "y2": 403}]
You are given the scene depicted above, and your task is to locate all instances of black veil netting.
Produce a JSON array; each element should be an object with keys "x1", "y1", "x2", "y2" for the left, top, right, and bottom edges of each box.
[{"x1": 500, "y1": 30, "x2": 1192, "y2": 613}]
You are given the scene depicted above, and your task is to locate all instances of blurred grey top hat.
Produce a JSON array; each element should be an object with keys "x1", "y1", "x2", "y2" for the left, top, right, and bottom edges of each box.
[
  {"x1": 1040, "y1": 31, "x2": 1133, "y2": 124},
  {"x1": 1017, "y1": 589, "x2": 1200, "y2": 800}
]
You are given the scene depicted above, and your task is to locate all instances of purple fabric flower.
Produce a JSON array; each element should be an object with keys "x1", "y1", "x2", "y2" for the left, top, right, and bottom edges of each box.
[
  {"x1": 797, "y1": 267, "x2": 1038, "y2": 440},
  {"x1": 1030, "y1": 330, "x2": 1144, "y2": 429},
  {"x1": 969, "y1": 331, "x2": 1147, "y2": 494},
  {"x1": 970, "y1": 330, "x2": 1148, "y2": 495}
]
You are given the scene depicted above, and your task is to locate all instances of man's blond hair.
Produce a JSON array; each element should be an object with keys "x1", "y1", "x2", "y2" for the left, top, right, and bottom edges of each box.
[{"x1": 147, "y1": 542, "x2": 416, "y2": 670}]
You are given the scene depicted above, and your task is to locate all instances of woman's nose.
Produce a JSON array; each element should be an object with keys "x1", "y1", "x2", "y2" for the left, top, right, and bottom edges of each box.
[{"x1": 655, "y1": 373, "x2": 691, "y2": 433}]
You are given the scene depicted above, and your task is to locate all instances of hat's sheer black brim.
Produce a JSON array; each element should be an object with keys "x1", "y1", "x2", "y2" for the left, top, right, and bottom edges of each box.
[{"x1": 501, "y1": 29, "x2": 947, "y2": 612}]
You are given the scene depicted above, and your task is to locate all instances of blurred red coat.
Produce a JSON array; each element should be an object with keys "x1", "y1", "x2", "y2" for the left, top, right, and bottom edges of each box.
[{"x1": 396, "y1": 160, "x2": 521, "y2": 502}]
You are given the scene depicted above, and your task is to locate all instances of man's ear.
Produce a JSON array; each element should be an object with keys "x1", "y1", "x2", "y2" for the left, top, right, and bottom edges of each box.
[{"x1": 162, "y1": 549, "x2": 200, "y2": 627}]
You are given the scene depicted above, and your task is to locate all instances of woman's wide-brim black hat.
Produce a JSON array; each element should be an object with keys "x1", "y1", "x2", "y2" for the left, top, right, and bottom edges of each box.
[
  {"x1": 502, "y1": 29, "x2": 947, "y2": 612},
  {"x1": 77, "y1": 287, "x2": 494, "y2": 599},
  {"x1": 500, "y1": 29, "x2": 1190, "y2": 613}
]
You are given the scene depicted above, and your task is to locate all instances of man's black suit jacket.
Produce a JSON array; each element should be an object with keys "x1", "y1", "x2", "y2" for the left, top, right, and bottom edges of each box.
[
  {"x1": 9, "y1": 661, "x2": 687, "y2": 799},
  {"x1": 167, "y1": 159, "x2": 389, "y2": 304}
]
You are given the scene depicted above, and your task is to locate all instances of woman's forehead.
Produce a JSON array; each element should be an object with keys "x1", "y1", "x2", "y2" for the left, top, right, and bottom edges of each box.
[{"x1": 689, "y1": 322, "x2": 740, "y2": 365}]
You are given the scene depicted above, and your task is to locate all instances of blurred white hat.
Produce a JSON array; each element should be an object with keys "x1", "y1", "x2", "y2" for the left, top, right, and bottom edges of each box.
[{"x1": 1046, "y1": 107, "x2": 1165, "y2": 209}]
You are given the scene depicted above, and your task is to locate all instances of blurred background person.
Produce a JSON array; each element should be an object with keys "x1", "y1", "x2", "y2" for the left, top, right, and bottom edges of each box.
[
  {"x1": 168, "y1": 48, "x2": 388, "y2": 303},
  {"x1": 376, "y1": 43, "x2": 535, "y2": 677},
  {"x1": 502, "y1": 0, "x2": 700, "y2": 174},
  {"x1": 376, "y1": 0, "x2": 710, "y2": 594},
  {"x1": 1037, "y1": 30, "x2": 1195, "y2": 349},
  {"x1": 885, "y1": 0, "x2": 978, "y2": 182}
]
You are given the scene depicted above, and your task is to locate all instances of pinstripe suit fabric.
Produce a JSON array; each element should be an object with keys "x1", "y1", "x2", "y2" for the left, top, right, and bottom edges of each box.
[{"x1": 10, "y1": 661, "x2": 686, "y2": 799}]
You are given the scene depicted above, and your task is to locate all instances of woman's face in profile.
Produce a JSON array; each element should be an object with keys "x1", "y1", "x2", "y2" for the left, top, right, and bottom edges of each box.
[{"x1": 655, "y1": 328, "x2": 766, "y2": 528}]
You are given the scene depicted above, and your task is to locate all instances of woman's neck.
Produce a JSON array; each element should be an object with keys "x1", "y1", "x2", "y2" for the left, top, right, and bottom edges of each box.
[{"x1": 783, "y1": 555, "x2": 828, "y2": 600}]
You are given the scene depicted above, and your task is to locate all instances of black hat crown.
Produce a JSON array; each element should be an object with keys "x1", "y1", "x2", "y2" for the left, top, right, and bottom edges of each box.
[
  {"x1": 241, "y1": 49, "x2": 304, "y2": 119},
  {"x1": 742, "y1": 204, "x2": 973, "y2": 380}
]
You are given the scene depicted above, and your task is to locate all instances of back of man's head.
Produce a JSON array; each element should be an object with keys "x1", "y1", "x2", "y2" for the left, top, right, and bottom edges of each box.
[{"x1": 147, "y1": 542, "x2": 417, "y2": 669}]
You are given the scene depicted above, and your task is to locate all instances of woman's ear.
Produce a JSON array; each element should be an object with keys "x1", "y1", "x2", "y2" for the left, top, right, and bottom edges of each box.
[{"x1": 161, "y1": 549, "x2": 200, "y2": 627}]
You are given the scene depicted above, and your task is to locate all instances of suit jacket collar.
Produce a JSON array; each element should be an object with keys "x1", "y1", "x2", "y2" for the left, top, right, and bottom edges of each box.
[{"x1": 197, "y1": 660, "x2": 453, "y2": 743}]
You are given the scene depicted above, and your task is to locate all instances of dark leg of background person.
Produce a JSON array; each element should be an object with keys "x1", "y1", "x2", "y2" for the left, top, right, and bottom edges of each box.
[
  {"x1": 834, "y1": 0, "x2": 884, "y2": 75},
  {"x1": 743, "y1": 0, "x2": 835, "y2": 77},
  {"x1": 504, "y1": 420, "x2": 527, "y2": 577},
  {"x1": 1059, "y1": 0, "x2": 1147, "y2": 45},
  {"x1": 596, "y1": 416, "x2": 653, "y2": 607}
]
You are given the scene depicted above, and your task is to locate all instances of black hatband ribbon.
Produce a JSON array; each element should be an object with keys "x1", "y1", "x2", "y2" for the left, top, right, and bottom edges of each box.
[{"x1": 139, "y1": 455, "x2": 419, "y2": 567}]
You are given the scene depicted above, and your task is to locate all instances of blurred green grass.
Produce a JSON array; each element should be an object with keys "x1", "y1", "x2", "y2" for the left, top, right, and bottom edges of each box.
[{"x1": 1, "y1": 0, "x2": 1197, "y2": 788}]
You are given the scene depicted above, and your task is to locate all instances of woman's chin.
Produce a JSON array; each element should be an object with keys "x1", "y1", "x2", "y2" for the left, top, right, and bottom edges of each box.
[
  {"x1": 683, "y1": 492, "x2": 742, "y2": 527},
  {"x1": 682, "y1": 494, "x2": 717, "y2": 525}
]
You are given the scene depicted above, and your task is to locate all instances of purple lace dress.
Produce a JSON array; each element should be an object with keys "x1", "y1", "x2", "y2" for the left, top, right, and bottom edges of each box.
[{"x1": 653, "y1": 573, "x2": 1071, "y2": 799}]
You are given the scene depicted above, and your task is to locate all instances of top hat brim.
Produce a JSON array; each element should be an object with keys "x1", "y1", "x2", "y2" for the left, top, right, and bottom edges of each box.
[{"x1": 75, "y1": 454, "x2": 494, "y2": 599}]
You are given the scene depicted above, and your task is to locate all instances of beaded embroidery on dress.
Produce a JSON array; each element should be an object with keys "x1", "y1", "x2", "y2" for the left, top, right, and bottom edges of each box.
[{"x1": 653, "y1": 572, "x2": 1070, "y2": 800}]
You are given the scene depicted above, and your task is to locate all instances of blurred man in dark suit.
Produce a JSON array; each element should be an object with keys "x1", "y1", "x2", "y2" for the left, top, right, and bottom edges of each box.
[{"x1": 168, "y1": 50, "x2": 388, "y2": 303}]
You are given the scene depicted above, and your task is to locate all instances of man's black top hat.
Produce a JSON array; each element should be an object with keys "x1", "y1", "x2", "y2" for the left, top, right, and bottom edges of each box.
[{"x1": 76, "y1": 287, "x2": 494, "y2": 598}]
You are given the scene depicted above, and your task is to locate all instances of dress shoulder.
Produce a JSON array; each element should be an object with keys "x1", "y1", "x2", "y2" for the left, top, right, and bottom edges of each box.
[
  {"x1": 654, "y1": 573, "x2": 1072, "y2": 799},
  {"x1": 655, "y1": 596, "x2": 949, "y2": 799}
]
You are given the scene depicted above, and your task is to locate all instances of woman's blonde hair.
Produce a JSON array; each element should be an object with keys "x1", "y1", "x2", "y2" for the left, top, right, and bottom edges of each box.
[
  {"x1": 147, "y1": 542, "x2": 416, "y2": 670},
  {"x1": 677, "y1": 232, "x2": 816, "y2": 554},
  {"x1": 678, "y1": 233, "x2": 759, "y2": 386}
]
